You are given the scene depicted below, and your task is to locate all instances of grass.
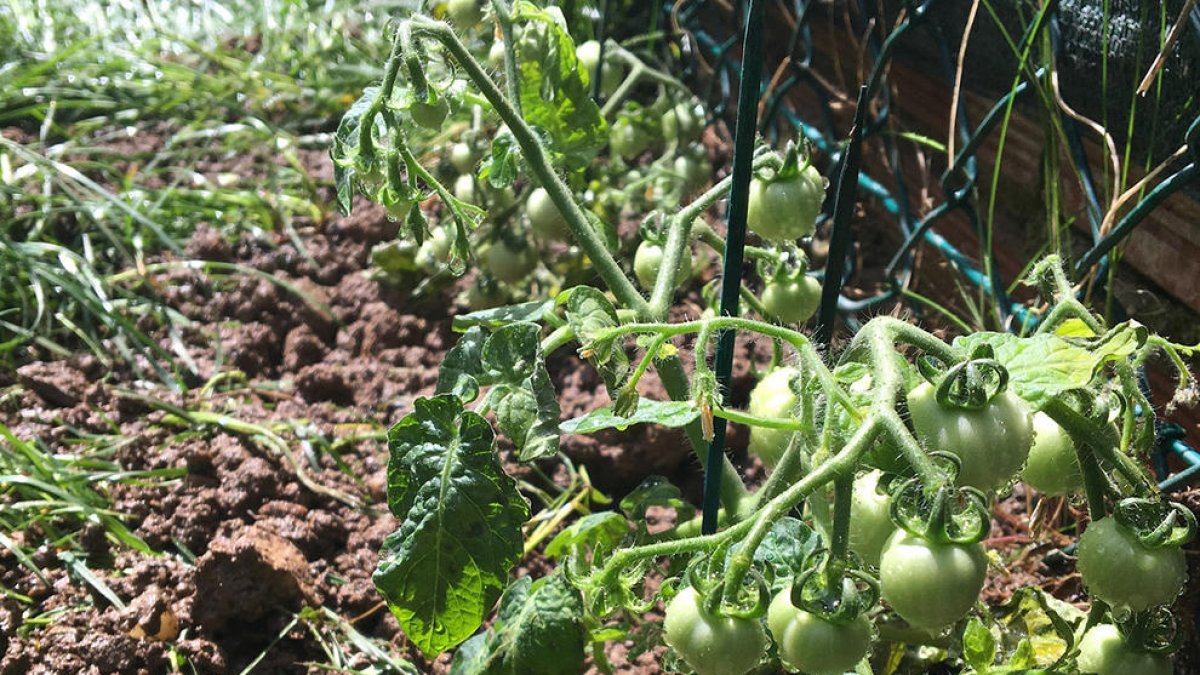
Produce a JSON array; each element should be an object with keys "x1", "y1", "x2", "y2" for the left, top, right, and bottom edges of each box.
[
  {"x1": 0, "y1": 1, "x2": 418, "y2": 669},
  {"x1": 0, "y1": 0, "x2": 392, "y2": 377}
]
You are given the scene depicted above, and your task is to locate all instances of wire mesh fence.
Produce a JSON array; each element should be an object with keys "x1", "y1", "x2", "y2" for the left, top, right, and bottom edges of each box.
[{"x1": 655, "y1": 0, "x2": 1200, "y2": 490}]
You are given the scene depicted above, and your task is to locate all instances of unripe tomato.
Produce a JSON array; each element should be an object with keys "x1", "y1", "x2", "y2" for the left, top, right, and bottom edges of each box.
[
  {"x1": 449, "y1": 142, "x2": 480, "y2": 174},
  {"x1": 633, "y1": 241, "x2": 691, "y2": 291},
  {"x1": 527, "y1": 187, "x2": 569, "y2": 240},
  {"x1": 1076, "y1": 517, "x2": 1187, "y2": 613},
  {"x1": 767, "y1": 589, "x2": 872, "y2": 675},
  {"x1": 761, "y1": 274, "x2": 821, "y2": 324},
  {"x1": 746, "y1": 164, "x2": 825, "y2": 241},
  {"x1": 747, "y1": 367, "x2": 800, "y2": 468},
  {"x1": 663, "y1": 101, "x2": 704, "y2": 144},
  {"x1": 906, "y1": 382, "x2": 1033, "y2": 491},
  {"x1": 610, "y1": 118, "x2": 649, "y2": 160},
  {"x1": 415, "y1": 226, "x2": 453, "y2": 270},
  {"x1": 675, "y1": 152, "x2": 712, "y2": 192},
  {"x1": 465, "y1": 275, "x2": 508, "y2": 310},
  {"x1": 1076, "y1": 624, "x2": 1172, "y2": 675},
  {"x1": 1021, "y1": 412, "x2": 1083, "y2": 496},
  {"x1": 410, "y1": 95, "x2": 449, "y2": 130},
  {"x1": 576, "y1": 40, "x2": 623, "y2": 97},
  {"x1": 446, "y1": 0, "x2": 483, "y2": 27},
  {"x1": 879, "y1": 530, "x2": 987, "y2": 628},
  {"x1": 454, "y1": 174, "x2": 476, "y2": 204},
  {"x1": 485, "y1": 239, "x2": 536, "y2": 284},
  {"x1": 848, "y1": 470, "x2": 895, "y2": 568},
  {"x1": 663, "y1": 586, "x2": 768, "y2": 675}
]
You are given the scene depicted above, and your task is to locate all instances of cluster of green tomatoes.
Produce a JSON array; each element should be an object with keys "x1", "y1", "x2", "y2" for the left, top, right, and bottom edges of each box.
[{"x1": 661, "y1": 357, "x2": 1192, "y2": 675}]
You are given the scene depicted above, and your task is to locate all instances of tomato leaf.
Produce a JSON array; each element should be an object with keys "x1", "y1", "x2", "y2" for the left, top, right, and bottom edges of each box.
[
  {"x1": 962, "y1": 617, "x2": 997, "y2": 672},
  {"x1": 511, "y1": 2, "x2": 608, "y2": 170},
  {"x1": 331, "y1": 86, "x2": 382, "y2": 215},
  {"x1": 449, "y1": 574, "x2": 586, "y2": 675},
  {"x1": 954, "y1": 322, "x2": 1146, "y2": 409},
  {"x1": 560, "y1": 398, "x2": 698, "y2": 434},
  {"x1": 374, "y1": 395, "x2": 530, "y2": 657},
  {"x1": 563, "y1": 286, "x2": 630, "y2": 396},
  {"x1": 544, "y1": 512, "x2": 629, "y2": 559},
  {"x1": 619, "y1": 476, "x2": 695, "y2": 535},
  {"x1": 479, "y1": 129, "x2": 521, "y2": 189},
  {"x1": 751, "y1": 517, "x2": 818, "y2": 591},
  {"x1": 452, "y1": 300, "x2": 555, "y2": 332},
  {"x1": 437, "y1": 324, "x2": 561, "y2": 460}
]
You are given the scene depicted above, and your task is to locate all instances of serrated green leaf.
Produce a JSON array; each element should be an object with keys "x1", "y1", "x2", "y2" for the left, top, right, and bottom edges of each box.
[
  {"x1": 544, "y1": 512, "x2": 629, "y2": 559},
  {"x1": 751, "y1": 517, "x2": 818, "y2": 591},
  {"x1": 618, "y1": 476, "x2": 695, "y2": 528},
  {"x1": 559, "y1": 398, "x2": 698, "y2": 435},
  {"x1": 438, "y1": 327, "x2": 488, "y2": 401},
  {"x1": 451, "y1": 574, "x2": 586, "y2": 675},
  {"x1": 479, "y1": 130, "x2": 521, "y2": 189},
  {"x1": 374, "y1": 395, "x2": 530, "y2": 657},
  {"x1": 437, "y1": 324, "x2": 561, "y2": 460},
  {"x1": 955, "y1": 323, "x2": 1145, "y2": 409},
  {"x1": 511, "y1": 3, "x2": 607, "y2": 170},
  {"x1": 963, "y1": 617, "x2": 997, "y2": 672},
  {"x1": 564, "y1": 286, "x2": 629, "y2": 395},
  {"x1": 331, "y1": 86, "x2": 381, "y2": 215},
  {"x1": 452, "y1": 300, "x2": 556, "y2": 332}
]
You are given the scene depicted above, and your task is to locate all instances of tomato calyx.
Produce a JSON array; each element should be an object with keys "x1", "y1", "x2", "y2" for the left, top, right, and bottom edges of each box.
[
  {"x1": 1114, "y1": 606, "x2": 1183, "y2": 655},
  {"x1": 889, "y1": 466, "x2": 991, "y2": 545},
  {"x1": 685, "y1": 555, "x2": 771, "y2": 620},
  {"x1": 787, "y1": 549, "x2": 879, "y2": 624},
  {"x1": 1112, "y1": 497, "x2": 1196, "y2": 549},
  {"x1": 918, "y1": 345, "x2": 1009, "y2": 411}
]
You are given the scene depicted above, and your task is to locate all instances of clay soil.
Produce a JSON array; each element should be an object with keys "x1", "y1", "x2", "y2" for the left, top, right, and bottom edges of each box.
[{"x1": 1, "y1": 137, "x2": 1198, "y2": 675}]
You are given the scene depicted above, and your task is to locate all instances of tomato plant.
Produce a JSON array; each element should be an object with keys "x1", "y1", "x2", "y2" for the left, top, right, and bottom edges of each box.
[
  {"x1": 768, "y1": 588, "x2": 873, "y2": 674},
  {"x1": 746, "y1": 367, "x2": 800, "y2": 468},
  {"x1": 761, "y1": 269, "x2": 821, "y2": 325},
  {"x1": 906, "y1": 378, "x2": 1034, "y2": 491},
  {"x1": 879, "y1": 529, "x2": 988, "y2": 628},
  {"x1": 331, "y1": 5, "x2": 1199, "y2": 673},
  {"x1": 1076, "y1": 623, "x2": 1173, "y2": 675},
  {"x1": 1021, "y1": 411, "x2": 1083, "y2": 495},
  {"x1": 633, "y1": 240, "x2": 692, "y2": 291},
  {"x1": 1076, "y1": 516, "x2": 1188, "y2": 612},
  {"x1": 663, "y1": 586, "x2": 768, "y2": 675},
  {"x1": 746, "y1": 147, "x2": 825, "y2": 242}
]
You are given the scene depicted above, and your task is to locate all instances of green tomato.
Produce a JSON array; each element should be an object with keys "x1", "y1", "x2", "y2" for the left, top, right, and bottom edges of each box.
[
  {"x1": 1076, "y1": 624, "x2": 1172, "y2": 675},
  {"x1": 675, "y1": 152, "x2": 712, "y2": 192},
  {"x1": 746, "y1": 164, "x2": 825, "y2": 241},
  {"x1": 454, "y1": 174, "x2": 477, "y2": 204},
  {"x1": 633, "y1": 241, "x2": 691, "y2": 291},
  {"x1": 1077, "y1": 517, "x2": 1187, "y2": 612},
  {"x1": 1021, "y1": 412, "x2": 1083, "y2": 496},
  {"x1": 879, "y1": 530, "x2": 987, "y2": 628},
  {"x1": 768, "y1": 589, "x2": 872, "y2": 675},
  {"x1": 907, "y1": 382, "x2": 1033, "y2": 491},
  {"x1": 747, "y1": 367, "x2": 800, "y2": 468},
  {"x1": 449, "y1": 142, "x2": 480, "y2": 174},
  {"x1": 663, "y1": 586, "x2": 768, "y2": 675},
  {"x1": 485, "y1": 240, "x2": 537, "y2": 284},
  {"x1": 576, "y1": 40, "x2": 622, "y2": 97},
  {"x1": 761, "y1": 274, "x2": 821, "y2": 325},
  {"x1": 409, "y1": 95, "x2": 449, "y2": 130},
  {"x1": 610, "y1": 118, "x2": 649, "y2": 160},
  {"x1": 663, "y1": 101, "x2": 704, "y2": 144},
  {"x1": 849, "y1": 470, "x2": 895, "y2": 568},
  {"x1": 446, "y1": 0, "x2": 483, "y2": 27},
  {"x1": 527, "y1": 187, "x2": 569, "y2": 240}
]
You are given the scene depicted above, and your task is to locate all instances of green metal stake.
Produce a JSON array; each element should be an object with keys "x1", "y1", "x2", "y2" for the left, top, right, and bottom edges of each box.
[
  {"x1": 814, "y1": 86, "x2": 868, "y2": 348},
  {"x1": 702, "y1": 0, "x2": 764, "y2": 535}
]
